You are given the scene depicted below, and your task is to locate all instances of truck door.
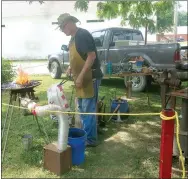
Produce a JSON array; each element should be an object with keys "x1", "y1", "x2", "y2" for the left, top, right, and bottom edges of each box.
[{"x1": 91, "y1": 30, "x2": 106, "y2": 63}]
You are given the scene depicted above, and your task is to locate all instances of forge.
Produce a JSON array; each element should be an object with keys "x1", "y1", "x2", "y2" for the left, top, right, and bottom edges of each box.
[{"x1": 2, "y1": 67, "x2": 41, "y2": 106}]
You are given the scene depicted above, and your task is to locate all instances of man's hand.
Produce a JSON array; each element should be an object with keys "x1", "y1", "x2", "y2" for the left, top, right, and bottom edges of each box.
[
  {"x1": 66, "y1": 66, "x2": 71, "y2": 77},
  {"x1": 75, "y1": 74, "x2": 83, "y2": 88}
]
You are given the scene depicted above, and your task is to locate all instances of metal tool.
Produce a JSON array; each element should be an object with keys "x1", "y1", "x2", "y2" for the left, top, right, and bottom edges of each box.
[
  {"x1": 108, "y1": 104, "x2": 121, "y2": 122},
  {"x1": 157, "y1": 70, "x2": 181, "y2": 109},
  {"x1": 97, "y1": 96, "x2": 106, "y2": 127},
  {"x1": 58, "y1": 75, "x2": 73, "y2": 86}
]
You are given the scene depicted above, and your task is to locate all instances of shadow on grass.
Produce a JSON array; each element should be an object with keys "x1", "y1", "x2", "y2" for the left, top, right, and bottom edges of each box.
[
  {"x1": 147, "y1": 82, "x2": 161, "y2": 94},
  {"x1": 97, "y1": 114, "x2": 161, "y2": 143},
  {"x1": 101, "y1": 78, "x2": 125, "y2": 89},
  {"x1": 63, "y1": 119, "x2": 161, "y2": 178}
]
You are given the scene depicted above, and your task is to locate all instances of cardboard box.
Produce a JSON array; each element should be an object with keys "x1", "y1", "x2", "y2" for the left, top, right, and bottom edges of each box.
[{"x1": 43, "y1": 142, "x2": 72, "y2": 176}]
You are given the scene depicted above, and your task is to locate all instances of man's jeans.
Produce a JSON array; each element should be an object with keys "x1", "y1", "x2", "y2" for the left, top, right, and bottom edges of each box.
[{"x1": 77, "y1": 80, "x2": 101, "y2": 145}]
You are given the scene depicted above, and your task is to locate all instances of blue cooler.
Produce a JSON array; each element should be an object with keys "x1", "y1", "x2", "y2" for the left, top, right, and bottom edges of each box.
[{"x1": 110, "y1": 99, "x2": 129, "y2": 120}]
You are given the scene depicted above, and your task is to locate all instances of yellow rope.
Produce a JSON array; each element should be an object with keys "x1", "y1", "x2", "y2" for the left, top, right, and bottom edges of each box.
[
  {"x1": 175, "y1": 112, "x2": 186, "y2": 179},
  {"x1": 2, "y1": 103, "x2": 186, "y2": 178},
  {"x1": 2, "y1": 103, "x2": 160, "y2": 116}
]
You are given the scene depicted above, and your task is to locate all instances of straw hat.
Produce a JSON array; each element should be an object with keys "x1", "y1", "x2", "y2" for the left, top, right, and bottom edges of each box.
[{"x1": 56, "y1": 13, "x2": 79, "y2": 29}]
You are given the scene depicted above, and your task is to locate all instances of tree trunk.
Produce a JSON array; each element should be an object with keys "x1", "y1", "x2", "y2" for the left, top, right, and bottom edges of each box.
[{"x1": 145, "y1": 24, "x2": 148, "y2": 45}]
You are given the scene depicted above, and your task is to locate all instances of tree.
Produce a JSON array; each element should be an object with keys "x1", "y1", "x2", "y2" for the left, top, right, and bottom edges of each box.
[
  {"x1": 178, "y1": 11, "x2": 188, "y2": 26},
  {"x1": 27, "y1": 0, "x2": 44, "y2": 4},
  {"x1": 74, "y1": 0, "x2": 89, "y2": 12},
  {"x1": 2, "y1": 58, "x2": 15, "y2": 83},
  {"x1": 154, "y1": 0, "x2": 174, "y2": 34},
  {"x1": 74, "y1": 0, "x2": 175, "y2": 44}
]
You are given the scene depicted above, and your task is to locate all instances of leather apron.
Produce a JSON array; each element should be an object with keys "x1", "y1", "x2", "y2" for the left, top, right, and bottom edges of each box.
[{"x1": 69, "y1": 40, "x2": 94, "y2": 98}]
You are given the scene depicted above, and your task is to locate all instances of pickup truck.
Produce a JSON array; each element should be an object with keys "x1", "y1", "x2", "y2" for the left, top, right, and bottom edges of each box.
[
  {"x1": 47, "y1": 27, "x2": 187, "y2": 92},
  {"x1": 176, "y1": 45, "x2": 188, "y2": 70}
]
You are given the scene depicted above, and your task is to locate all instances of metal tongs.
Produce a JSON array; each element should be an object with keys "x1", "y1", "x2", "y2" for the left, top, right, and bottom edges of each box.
[{"x1": 58, "y1": 75, "x2": 73, "y2": 86}]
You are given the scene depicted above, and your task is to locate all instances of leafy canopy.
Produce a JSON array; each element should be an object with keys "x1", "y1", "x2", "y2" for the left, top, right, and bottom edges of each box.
[{"x1": 74, "y1": 0, "x2": 175, "y2": 35}]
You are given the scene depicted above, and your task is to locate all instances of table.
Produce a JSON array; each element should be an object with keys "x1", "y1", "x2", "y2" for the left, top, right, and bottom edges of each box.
[
  {"x1": 167, "y1": 88, "x2": 188, "y2": 158},
  {"x1": 103, "y1": 72, "x2": 155, "y2": 78},
  {"x1": 103, "y1": 72, "x2": 155, "y2": 103}
]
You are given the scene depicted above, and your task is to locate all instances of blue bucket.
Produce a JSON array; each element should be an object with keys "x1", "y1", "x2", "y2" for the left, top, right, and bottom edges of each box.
[{"x1": 68, "y1": 128, "x2": 87, "y2": 165}]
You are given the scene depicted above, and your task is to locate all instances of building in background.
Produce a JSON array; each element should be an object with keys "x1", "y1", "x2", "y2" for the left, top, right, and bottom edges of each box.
[
  {"x1": 2, "y1": 1, "x2": 187, "y2": 60},
  {"x1": 2, "y1": 1, "x2": 123, "y2": 60},
  {"x1": 156, "y1": 26, "x2": 187, "y2": 42}
]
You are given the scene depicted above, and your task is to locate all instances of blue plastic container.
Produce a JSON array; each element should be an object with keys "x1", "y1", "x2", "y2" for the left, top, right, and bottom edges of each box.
[
  {"x1": 135, "y1": 61, "x2": 143, "y2": 72},
  {"x1": 107, "y1": 61, "x2": 112, "y2": 75},
  {"x1": 111, "y1": 99, "x2": 129, "y2": 120},
  {"x1": 68, "y1": 128, "x2": 87, "y2": 165},
  {"x1": 136, "y1": 61, "x2": 143, "y2": 67}
]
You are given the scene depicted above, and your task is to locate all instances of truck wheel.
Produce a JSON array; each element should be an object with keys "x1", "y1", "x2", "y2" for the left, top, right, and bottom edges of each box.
[
  {"x1": 50, "y1": 61, "x2": 62, "y2": 79},
  {"x1": 124, "y1": 76, "x2": 147, "y2": 92}
]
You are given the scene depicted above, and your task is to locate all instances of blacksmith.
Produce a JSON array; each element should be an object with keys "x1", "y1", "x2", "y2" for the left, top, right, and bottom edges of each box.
[{"x1": 56, "y1": 13, "x2": 103, "y2": 147}]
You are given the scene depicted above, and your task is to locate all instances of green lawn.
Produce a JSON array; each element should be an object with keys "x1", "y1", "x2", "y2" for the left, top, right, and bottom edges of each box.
[
  {"x1": 8, "y1": 59, "x2": 47, "y2": 63},
  {"x1": 1, "y1": 75, "x2": 186, "y2": 178}
]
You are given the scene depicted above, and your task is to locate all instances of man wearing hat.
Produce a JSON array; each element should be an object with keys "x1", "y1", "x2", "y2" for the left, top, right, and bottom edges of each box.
[{"x1": 56, "y1": 13, "x2": 103, "y2": 147}]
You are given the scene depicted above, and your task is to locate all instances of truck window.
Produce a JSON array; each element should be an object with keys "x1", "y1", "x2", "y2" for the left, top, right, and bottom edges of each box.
[
  {"x1": 112, "y1": 30, "x2": 132, "y2": 42},
  {"x1": 132, "y1": 31, "x2": 143, "y2": 40},
  {"x1": 92, "y1": 30, "x2": 106, "y2": 47}
]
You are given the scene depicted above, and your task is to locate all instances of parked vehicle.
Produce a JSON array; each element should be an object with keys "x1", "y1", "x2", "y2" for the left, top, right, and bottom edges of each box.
[
  {"x1": 175, "y1": 45, "x2": 188, "y2": 81},
  {"x1": 47, "y1": 47, "x2": 69, "y2": 79},
  {"x1": 47, "y1": 27, "x2": 187, "y2": 92}
]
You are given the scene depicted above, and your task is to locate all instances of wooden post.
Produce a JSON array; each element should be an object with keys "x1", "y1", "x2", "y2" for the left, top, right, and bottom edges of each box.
[
  {"x1": 170, "y1": 96, "x2": 176, "y2": 109},
  {"x1": 159, "y1": 109, "x2": 175, "y2": 179},
  {"x1": 127, "y1": 81, "x2": 132, "y2": 99},
  {"x1": 126, "y1": 76, "x2": 132, "y2": 99}
]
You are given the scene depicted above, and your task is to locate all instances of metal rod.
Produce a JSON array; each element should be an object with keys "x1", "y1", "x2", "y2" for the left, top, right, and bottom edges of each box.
[
  {"x1": 34, "y1": 115, "x2": 50, "y2": 144},
  {"x1": 146, "y1": 81, "x2": 151, "y2": 107},
  {"x1": 107, "y1": 104, "x2": 121, "y2": 122},
  {"x1": 170, "y1": 96, "x2": 176, "y2": 109},
  {"x1": 2, "y1": 100, "x2": 15, "y2": 163},
  {"x1": 33, "y1": 115, "x2": 42, "y2": 133},
  {"x1": 69, "y1": 87, "x2": 74, "y2": 109},
  {"x1": 160, "y1": 71, "x2": 169, "y2": 109},
  {"x1": 180, "y1": 98, "x2": 188, "y2": 132},
  {"x1": 2, "y1": 93, "x2": 12, "y2": 139},
  {"x1": 165, "y1": 96, "x2": 172, "y2": 109}
]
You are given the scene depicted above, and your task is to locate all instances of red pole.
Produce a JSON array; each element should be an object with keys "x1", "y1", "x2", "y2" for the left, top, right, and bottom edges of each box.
[{"x1": 159, "y1": 109, "x2": 175, "y2": 179}]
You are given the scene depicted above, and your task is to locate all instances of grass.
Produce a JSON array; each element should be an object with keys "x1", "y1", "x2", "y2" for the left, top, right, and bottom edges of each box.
[
  {"x1": 1, "y1": 75, "x2": 187, "y2": 178},
  {"x1": 6, "y1": 59, "x2": 47, "y2": 63}
]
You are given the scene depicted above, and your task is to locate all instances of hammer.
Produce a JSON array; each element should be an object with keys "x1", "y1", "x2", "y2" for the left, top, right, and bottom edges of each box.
[{"x1": 108, "y1": 104, "x2": 121, "y2": 122}]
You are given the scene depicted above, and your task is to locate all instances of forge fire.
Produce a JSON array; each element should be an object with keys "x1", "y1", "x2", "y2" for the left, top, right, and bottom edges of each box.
[{"x1": 15, "y1": 67, "x2": 30, "y2": 85}]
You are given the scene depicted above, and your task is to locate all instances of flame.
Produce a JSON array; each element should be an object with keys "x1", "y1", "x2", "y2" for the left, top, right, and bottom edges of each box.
[{"x1": 15, "y1": 67, "x2": 30, "y2": 85}]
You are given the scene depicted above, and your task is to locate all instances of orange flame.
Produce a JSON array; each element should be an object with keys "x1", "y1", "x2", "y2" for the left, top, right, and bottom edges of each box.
[{"x1": 15, "y1": 67, "x2": 30, "y2": 85}]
